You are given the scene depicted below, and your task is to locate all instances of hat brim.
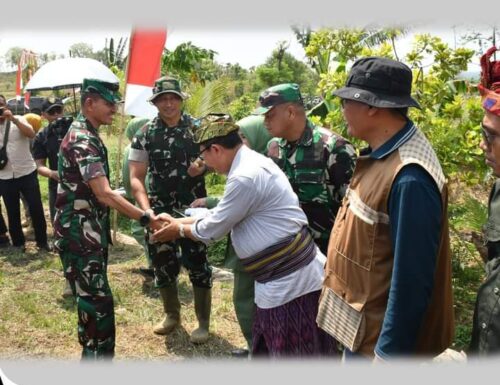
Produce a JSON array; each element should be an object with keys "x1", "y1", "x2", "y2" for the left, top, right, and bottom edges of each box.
[
  {"x1": 252, "y1": 105, "x2": 273, "y2": 115},
  {"x1": 43, "y1": 103, "x2": 63, "y2": 113},
  {"x1": 333, "y1": 86, "x2": 421, "y2": 109},
  {"x1": 99, "y1": 94, "x2": 122, "y2": 104},
  {"x1": 148, "y1": 90, "x2": 187, "y2": 103}
]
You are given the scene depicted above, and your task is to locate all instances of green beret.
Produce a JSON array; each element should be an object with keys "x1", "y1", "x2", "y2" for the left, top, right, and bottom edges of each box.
[{"x1": 82, "y1": 78, "x2": 121, "y2": 104}]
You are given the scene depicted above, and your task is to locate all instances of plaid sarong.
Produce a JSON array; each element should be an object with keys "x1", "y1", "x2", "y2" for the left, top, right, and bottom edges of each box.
[{"x1": 241, "y1": 226, "x2": 316, "y2": 283}]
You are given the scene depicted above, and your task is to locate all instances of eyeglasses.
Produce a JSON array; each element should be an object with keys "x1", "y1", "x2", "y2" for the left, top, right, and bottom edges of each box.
[
  {"x1": 481, "y1": 123, "x2": 500, "y2": 146},
  {"x1": 198, "y1": 145, "x2": 212, "y2": 161}
]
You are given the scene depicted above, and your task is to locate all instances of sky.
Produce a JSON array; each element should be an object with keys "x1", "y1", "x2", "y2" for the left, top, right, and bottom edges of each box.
[
  {"x1": 0, "y1": 23, "x2": 494, "y2": 74},
  {"x1": 0, "y1": 28, "x2": 307, "y2": 72}
]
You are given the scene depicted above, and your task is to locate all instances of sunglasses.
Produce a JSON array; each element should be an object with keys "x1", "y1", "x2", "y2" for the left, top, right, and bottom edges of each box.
[{"x1": 481, "y1": 123, "x2": 500, "y2": 146}]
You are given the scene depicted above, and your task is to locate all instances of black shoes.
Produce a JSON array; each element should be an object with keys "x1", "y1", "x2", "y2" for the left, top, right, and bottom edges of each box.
[
  {"x1": 0, "y1": 234, "x2": 10, "y2": 248},
  {"x1": 139, "y1": 267, "x2": 155, "y2": 279},
  {"x1": 37, "y1": 242, "x2": 53, "y2": 252}
]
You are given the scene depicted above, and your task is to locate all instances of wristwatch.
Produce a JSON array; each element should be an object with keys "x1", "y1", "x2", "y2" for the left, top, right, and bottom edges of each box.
[
  {"x1": 179, "y1": 224, "x2": 185, "y2": 238},
  {"x1": 139, "y1": 210, "x2": 151, "y2": 227}
]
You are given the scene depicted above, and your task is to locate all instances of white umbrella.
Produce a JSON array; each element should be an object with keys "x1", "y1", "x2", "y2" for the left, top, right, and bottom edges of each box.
[{"x1": 25, "y1": 57, "x2": 119, "y2": 91}]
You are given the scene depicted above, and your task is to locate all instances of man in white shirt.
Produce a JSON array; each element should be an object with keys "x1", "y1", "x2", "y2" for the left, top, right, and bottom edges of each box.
[
  {"x1": 152, "y1": 113, "x2": 337, "y2": 357},
  {"x1": 0, "y1": 95, "x2": 48, "y2": 252}
]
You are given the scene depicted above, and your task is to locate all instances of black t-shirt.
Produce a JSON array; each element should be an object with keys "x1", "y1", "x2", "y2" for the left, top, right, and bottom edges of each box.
[{"x1": 32, "y1": 123, "x2": 65, "y2": 189}]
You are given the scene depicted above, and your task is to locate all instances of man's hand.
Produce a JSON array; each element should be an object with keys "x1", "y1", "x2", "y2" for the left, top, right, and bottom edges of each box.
[
  {"x1": 2, "y1": 108, "x2": 14, "y2": 120},
  {"x1": 147, "y1": 212, "x2": 173, "y2": 231},
  {"x1": 190, "y1": 198, "x2": 207, "y2": 208},
  {"x1": 152, "y1": 219, "x2": 180, "y2": 243},
  {"x1": 156, "y1": 212, "x2": 174, "y2": 224},
  {"x1": 50, "y1": 170, "x2": 60, "y2": 182},
  {"x1": 187, "y1": 158, "x2": 206, "y2": 177}
]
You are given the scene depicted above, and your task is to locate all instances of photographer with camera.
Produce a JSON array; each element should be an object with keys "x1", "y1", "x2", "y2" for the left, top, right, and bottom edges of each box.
[
  {"x1": 0, "y1": 94, "x2": 49, "y2": 252},
  {"x1": 33, "y1": 97, "x2": 72, "y2": 224}
]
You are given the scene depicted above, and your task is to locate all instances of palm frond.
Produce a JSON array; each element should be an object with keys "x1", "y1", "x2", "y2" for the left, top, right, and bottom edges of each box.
[
  {"x1": 185, "y1": 77, "x2": 232, "y2": 118},
  {"x1": 360, "y1": 27, "x2": 409, "y2": 48}
]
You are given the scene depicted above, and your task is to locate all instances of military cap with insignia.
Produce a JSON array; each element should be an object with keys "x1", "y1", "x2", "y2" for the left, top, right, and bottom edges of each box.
[{"x1": 81, "y1": 78, "x2": 122, "y2": 104}]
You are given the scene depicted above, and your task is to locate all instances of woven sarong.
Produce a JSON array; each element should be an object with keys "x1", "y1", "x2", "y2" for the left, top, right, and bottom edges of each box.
[
  {"x1": 241, "y1": 226, "x2": 316, "y2": 283},
  {"x1": 252, "y1": 290, "x2": 338, "y2": 357}
]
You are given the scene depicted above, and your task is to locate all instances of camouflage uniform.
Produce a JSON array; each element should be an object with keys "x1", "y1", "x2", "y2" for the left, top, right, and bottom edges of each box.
[
  {"x1": 269, "y1": 121, "x2": 355, "y2": 253},
  {"x1": 53, "y1": 114, "x2": 115, "y2": 359},
  {"x1": 255, "y1": 83, "x2": 356, "y2": 254},
  {"x1": 130, "y1": 113, "x2": 212, "y2": 289}
]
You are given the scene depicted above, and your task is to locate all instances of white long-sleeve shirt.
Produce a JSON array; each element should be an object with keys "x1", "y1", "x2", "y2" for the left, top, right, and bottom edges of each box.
[{"x1": 191, "y1": 145, "x2": 325, "y2": 309}]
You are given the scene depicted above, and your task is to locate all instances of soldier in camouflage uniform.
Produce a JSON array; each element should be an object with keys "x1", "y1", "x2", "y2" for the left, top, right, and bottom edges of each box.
[
  {"x1": 54, "y1": 79, "x2": 163, "y2": 359},
  {"x1": 254, "y1": 83, "x2": 356, "y2": 253},
  {"x1": 128, "y1": 77, "x2": 212, "y2": 344}
]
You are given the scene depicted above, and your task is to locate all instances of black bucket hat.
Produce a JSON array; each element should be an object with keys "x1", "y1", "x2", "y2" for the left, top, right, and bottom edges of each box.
[{"x1": 333, "y1": 57, "x2": 421, "y2": 109}]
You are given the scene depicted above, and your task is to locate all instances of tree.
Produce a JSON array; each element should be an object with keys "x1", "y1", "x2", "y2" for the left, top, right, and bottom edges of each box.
[
  {"x1": 68, "y1": 42, "x2": 95, "y2": 58},
  {"x1": 310, "y1": 29, "x2": 481, "y2": 183},
  {"x1": 5, "y1": 47, "x2": 24, "y2": 68},
  {"x1": 254, "y1": 42, "x2": 318, "y2": 94},
  {"x1": 101, "y1": 37, "x2": 128, "y2": 71},
  {"x1": 162, "y1": 42, "x2": 218, "y2": 86}
]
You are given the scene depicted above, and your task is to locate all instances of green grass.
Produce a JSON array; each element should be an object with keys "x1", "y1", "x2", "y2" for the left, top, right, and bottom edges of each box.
[
  {"x1": 0, "y1": 131, "x2": 240, "y2": 360},
  {"x1": 0, "y1": 236, "x2": 243, "y2": 360},
  {"x1": 4, "y1": 125, "x2": 493, "y2": 358}
]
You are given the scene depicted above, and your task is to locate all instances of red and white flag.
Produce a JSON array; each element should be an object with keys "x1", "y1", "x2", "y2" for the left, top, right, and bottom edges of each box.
[
  {"x1": 16, "y1": 50, "x2": 37, "y2": 109},
  {"x1": 124, "y1": 29, "x2": 167, "y2": 119}
]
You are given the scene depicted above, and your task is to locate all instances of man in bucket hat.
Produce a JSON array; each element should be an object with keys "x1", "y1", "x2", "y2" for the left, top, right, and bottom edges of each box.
[
  {"x1": 129, "y1": 76, "x2": 213, "y2": 343},
  {"x1": 254, "y1": 83, "x2": 356, "y2": 254},
  {"x1": 151, "y1": 113, "x2": 337, "y2": 357},
  {"x1": 469, "y1": 46, "x2": 500, "y2": 355},
  {"x1": 316, "y1": 57, "x2": 454, "y2": 360},
  {"x1": 53, "y1": 78, "x2": 164, "y2": 359}
]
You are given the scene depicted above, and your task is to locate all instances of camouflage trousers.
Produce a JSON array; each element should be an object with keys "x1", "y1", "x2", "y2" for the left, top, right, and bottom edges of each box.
[
  {"x1": 301, "y1": 202, "x2": 334, "y2": 255},
  {"x1": 146, "y1": 231, "x2": 212, "y2": 289},
  {"x1": 60, "y1": 249, "x2": 115, "y2": 359}
]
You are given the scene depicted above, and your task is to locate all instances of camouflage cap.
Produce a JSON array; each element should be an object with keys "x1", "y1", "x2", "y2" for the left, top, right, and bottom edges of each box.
[
  {"x1": 81, "y1": 78, "x2": 122, "y2": 104},
  {"x1": 252, "y1": 83, "x2": 303, "y2": 115},
  {"x1": 149, "y1": 76, "x2": 186, "y2": 103},
  {"x1": 193, "y1": 113, "x2": 239, "y2": 144}
]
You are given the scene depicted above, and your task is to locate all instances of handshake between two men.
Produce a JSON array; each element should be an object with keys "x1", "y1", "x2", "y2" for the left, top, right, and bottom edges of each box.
[{"x1": 148, "y1": 212, "x2": 195, "y2": 243}]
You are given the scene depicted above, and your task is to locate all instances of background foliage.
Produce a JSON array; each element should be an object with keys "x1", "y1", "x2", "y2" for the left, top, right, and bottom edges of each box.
[{"x1": 1, "y1": 26, "x2": 498, "y2": 354}]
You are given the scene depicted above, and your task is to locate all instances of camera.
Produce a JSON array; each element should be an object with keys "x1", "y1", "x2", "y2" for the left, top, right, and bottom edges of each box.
[
  {"x1": 0, "y1": 108, "x2": 4, "y2": 116},
  {"x1": 49, "y1": 116, "x2": 73, "y2": 138}
]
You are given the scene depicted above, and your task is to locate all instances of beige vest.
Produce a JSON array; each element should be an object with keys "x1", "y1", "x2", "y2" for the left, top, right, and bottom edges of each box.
[{"x1": 317, "y1": 128, "x2": 454, "y2": 358}]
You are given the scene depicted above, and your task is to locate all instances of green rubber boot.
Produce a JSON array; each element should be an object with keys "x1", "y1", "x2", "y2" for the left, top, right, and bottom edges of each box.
[
  {"x1": 190, "y1": 286, "x2": 211, "y2": 344},
  {"x1": 153, "y1": 285, "x2": 181, "y2": 335}
]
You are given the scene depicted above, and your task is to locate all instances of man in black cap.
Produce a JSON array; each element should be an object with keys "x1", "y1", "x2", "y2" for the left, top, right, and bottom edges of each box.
[
  {"x1": 33, "y1": 97, "x2": 74, "y2": 296},
  {"x1": 316, "y1": 57, "x2": 454, "y2": 360},
  {"x1": 33, "y1": 97, "x2": 72, "y2": 224}
]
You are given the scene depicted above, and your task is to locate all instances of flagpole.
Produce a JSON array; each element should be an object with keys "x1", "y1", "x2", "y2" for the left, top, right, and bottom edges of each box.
[{"x1": 112, "y1": 32, "x2": 132, "y2": 244}]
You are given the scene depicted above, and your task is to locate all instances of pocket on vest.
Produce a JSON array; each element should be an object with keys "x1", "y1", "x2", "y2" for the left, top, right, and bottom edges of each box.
[
  {"x1": 317, "y1": 287, "x2": 366, "y2": 352},
  {"x1": 333, "y1": 204, "x2": 377, "y2": 274}
]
